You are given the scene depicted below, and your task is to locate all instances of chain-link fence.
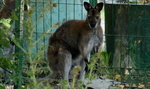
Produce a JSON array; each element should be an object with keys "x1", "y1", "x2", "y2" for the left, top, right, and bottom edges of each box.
[
  {"x1": 27, "y1": 0, "x2": 150, "y2": 88},
  {"x1": 103, "y1": 0, "x2": 150, "y2": 88},
  {"x1": 1, "y1": 0, "x2": 150, "y2": 88},
  {"x1": 29, "y1": 0, "x2": 88, "y2": 57}
]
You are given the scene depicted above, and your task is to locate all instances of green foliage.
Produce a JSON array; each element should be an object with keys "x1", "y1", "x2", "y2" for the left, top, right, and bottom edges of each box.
[
  {"x1": 0, "y1": 19, "x2": 11, "y2": 28},
  {"x1": 86, "y1": 53, "x2": 99, "y2": 80},
  {"x1": 99, "y1": 51, "x2": 111, "y2": 67},
  {"x1": 7, "y1": 1, "x2": 60, "y2": 89},
  {"x1": 0, "y1": 58, "x2": 16, "y2": 71},
  {"x1": 0, "y1": 0, "x2": 55, "y2": 88},
  {"x1": 0, "y1": 19, "x2": 12, "y2": 48},
  {"x1": 0, "y1": 1, "x2": 111, "y2": 89},
  {"x1": 0, "y1": 18, "x2": 17, "y2": 85},
  {"x1": 0, "y1": 84, "x2": 5, "y2": 89}
]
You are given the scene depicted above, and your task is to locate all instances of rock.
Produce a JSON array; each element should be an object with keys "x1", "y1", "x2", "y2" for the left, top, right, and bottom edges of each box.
[{"x1": 84, "y1": 78, "x2": 120, "y2": 89}]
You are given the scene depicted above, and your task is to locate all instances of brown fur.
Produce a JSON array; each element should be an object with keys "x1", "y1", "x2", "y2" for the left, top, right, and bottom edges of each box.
[{"x1": 47, "y1": 2, "x2": 103, "y2": 82}]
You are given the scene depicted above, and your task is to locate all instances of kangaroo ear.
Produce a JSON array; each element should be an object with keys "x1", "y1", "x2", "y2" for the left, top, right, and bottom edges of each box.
[
  {"x1": 84, "y1": 2, "x2": 92, "y2": 12},
  {"x1": 95, "y1": 2, "x2": 103, "y2": 12}
]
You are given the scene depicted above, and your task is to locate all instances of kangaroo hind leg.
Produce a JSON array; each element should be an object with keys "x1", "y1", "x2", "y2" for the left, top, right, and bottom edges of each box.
[{"x1": 48, "y1": 47, "x2": 72, "y2": 81}]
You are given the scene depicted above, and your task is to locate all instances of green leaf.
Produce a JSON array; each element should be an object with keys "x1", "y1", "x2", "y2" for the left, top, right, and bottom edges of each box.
[
  {"x1": 0, "y1": 19, "x2": 11, "y2": 28},
  {"x1": 0, "y1": 48, "x2": 4, "y2": 55},
  {"x1": 10, "y1": 38, "x2": 27, "y2": 54},
  {"x1": 11, "y1": 11, "x2": 19, "y2": 20},
  {"x1": 0, "y1": 58, "x2": 16, "y2": 70},
  {"x1": 0, "y1": 84, "x2": 5, "y2": 89},
  {"x1": 0, "y1": 38, "x2": 10, "y2": 47}
]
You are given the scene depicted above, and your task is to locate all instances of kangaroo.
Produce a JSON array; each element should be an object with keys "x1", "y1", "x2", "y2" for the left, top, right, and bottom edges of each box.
[{"x1": 47, "y1": 2, "x2": 103, "y2": 82}]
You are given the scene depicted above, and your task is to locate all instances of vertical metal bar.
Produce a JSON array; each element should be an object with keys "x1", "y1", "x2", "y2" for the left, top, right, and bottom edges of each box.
[
  {"x1": 81, "y1": 0, "x2": 83, "y2": 20},
  {"x1": 36, "y1": 0, "x2": 38, "y2": 53},
  {"x1": 143, "y1": 2, "x2": 146, "y2": 86},
  {"x1": 126, "y1": 1, "x2": 129, "y2": 84},
  {"x1": 111, "y1": 0, "x2": 114, "y2": 67},
  {"x1": 58, "y1": 0, "x2": 60, "y2": 22},
  {"x1": 14, "y1": 0, "x2": 22, "y2": 89},
  {"x1": 74, "y1": 0, "x2": 75, "y2": 19},
  {"x1": 43, "y1": 0, "x2": 46, "y2": 58},
  {"x1": 104, "y1": 0, "x2": 106, "y2": 5},
  {"x1": 50, "y1": 1, "x2": 52, "y2": 28},
  {"x1": 0, "y1": 0, "x2": 2, "y2": 8},
  {"x1": 66, "y1": 0, "x2": 67, "y2": 20}
]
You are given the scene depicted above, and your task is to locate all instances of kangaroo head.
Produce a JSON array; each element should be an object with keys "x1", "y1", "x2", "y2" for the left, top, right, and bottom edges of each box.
[{"x1": 84, "y1": 2, "x2": 103, "y2": 29}]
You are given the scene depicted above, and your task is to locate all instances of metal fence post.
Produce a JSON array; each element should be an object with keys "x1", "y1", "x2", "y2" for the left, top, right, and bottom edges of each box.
[
  {"x1": 0, "y1": 0, "x2": 2, "y2": 8},
  {"x1": 14, "y1": 0, "x2": 22, "y2": 89}
]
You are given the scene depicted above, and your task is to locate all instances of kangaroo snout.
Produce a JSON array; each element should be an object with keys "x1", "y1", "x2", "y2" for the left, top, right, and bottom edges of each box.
[{"x1": 90, "y1": 22, "x2": 96, "y2": 28}]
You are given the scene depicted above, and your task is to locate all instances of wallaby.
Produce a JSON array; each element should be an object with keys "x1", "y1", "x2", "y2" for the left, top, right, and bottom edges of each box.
[{"x1": 47, "y1": 2, "x2": 103, "y2": 82}]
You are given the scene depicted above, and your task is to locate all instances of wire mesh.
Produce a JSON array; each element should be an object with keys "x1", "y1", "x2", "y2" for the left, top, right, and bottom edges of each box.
[
  {"x1": 29, "y1": 0, "x2": 150, "y2": 87},
  {"x1": 104, "y1": 0, "x2": 150, "y2": 88},
  {"x1": 22, "y1": 0, "x2": 150, "y2": 88},
  {"x1": 29, "y1": 0, "x2": 88, "y2": 57}
]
